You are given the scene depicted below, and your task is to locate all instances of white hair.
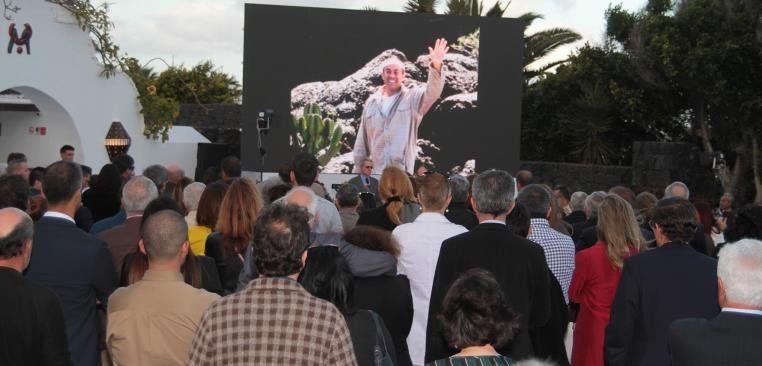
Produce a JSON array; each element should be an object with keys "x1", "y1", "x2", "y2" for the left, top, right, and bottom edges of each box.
[
  {"x1": 182, "y1": 182, "x2": 206, "y2": 211},
  {"x1": 584, "y1": 191, "x2": 607, "y2": 218},
  {"x1": 718, "y1": 239, "x2": 762, "y2": 307},
  {"x1": 570, "y1": 191, "x2": 588, "y2": 211},
  {"x1": 283, "y1": 186, "x2": 318, "y2": 218},
  {"x1": 381, "y1": 57, "x2": 405, "y2": 72},
  {"x1": 122, "y1": 176, "x2": 159, "y2": 213},
  {"x1": 664, "y1": 181, "x2": 690, "y2": 199}
]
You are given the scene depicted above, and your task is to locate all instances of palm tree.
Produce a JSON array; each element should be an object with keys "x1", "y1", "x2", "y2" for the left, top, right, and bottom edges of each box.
[{"x1": 403, "y1": 0, "x2": 581, "y2": 81}]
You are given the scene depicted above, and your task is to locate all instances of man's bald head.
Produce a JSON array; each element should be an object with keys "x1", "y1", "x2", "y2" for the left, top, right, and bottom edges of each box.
[
  {"x1": 284, "y1": 186, "x2": 318, "y2": 217},
  {"x1": 141, "y1": 210, "x2": 188, "y2": 261},
  {"x1": 0, "y1": 207, "x2": 33, "y2": 260},
  {"x1": 166, "y1": 164, "x2": 185, "y2": 184}
]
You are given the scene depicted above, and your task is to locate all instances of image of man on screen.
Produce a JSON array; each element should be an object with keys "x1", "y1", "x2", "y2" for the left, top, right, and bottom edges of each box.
[{"x1": 353, "y1": 38, "x2": 449, "y2": 175}]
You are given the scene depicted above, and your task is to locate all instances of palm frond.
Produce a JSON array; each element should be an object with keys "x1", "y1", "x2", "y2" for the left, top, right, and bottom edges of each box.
[
  {"x1": 404, "y1": 0, "x2": 440, "y2": 13},
  {"x1": 524, "y1": 27, "x2": 582, "y2": 67}
]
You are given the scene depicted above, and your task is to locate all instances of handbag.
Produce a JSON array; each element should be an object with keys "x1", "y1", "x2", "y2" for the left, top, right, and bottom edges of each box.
[{"x1": 369, "y1": 310, "x2": 395, "y2": 366}]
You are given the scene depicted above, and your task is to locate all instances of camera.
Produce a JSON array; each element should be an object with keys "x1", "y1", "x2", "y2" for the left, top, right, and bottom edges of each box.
[{"x1": 257, "y1": 111, "x2": 269, "y2": 131}]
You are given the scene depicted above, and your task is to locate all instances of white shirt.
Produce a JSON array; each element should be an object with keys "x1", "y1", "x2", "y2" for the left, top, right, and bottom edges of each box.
[
  {"x1": 42, "y1": 210, "x2": 75, "y2": 224},
  {"x1": 722, "y1": 307, "x2": 762, "y2": 316},
  {"x1": 392, "y1": 212, "x2": 467, "y2": 366}
]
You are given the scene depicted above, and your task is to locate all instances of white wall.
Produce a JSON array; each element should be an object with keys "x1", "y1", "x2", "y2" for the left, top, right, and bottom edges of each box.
[
  {"x1": 0, "y1": 2, "x2": 206, "y2": 173},
  {"x1": 0, "y1": 107, "x2": 79, "y2": 167}
]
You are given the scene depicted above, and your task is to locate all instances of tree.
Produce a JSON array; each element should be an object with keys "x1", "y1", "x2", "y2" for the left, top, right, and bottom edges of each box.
[
  {"x1": 155, "y1": 61, "x2": 242, "y2": 104},
  {"x1": 606, "y1": 0, "x2": 762, "y2": 200},
  {"x1": 402, "y1": 0, "x2": 581, "y2": 81}
]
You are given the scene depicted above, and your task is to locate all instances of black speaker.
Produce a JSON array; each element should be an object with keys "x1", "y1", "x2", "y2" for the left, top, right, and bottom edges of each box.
[{"x1": 195, "y1": 143, "x2": 230, "y2": 182}]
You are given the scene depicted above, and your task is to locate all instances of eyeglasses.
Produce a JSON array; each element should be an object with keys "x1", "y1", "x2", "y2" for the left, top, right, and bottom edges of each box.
[{"x1": 364, "y1": 165, "x2": 373, "y2": 169}]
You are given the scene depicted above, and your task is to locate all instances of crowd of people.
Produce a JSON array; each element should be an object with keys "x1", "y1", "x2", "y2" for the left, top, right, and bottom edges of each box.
[{"x1": 1, "y1": 147, "x2": 761, "y2": 366}]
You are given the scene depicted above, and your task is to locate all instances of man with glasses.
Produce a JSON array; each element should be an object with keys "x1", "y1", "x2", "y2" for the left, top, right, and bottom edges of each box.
[{"x1": 347, "y1": 158, "x2": 379, "y2": 210}]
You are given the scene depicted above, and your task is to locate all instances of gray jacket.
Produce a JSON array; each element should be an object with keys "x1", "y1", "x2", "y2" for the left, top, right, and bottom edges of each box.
[{"x1": 236, "y1": 232, "x2": 396, "y2": 291}]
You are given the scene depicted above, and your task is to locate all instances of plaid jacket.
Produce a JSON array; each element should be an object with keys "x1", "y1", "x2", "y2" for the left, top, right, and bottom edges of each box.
[
  {"x1": 188, "y1": 277, "x2": 358, "y2": 366},
  {"x1": 528, "y1": 218, "x2": 576, "y2": 304}
]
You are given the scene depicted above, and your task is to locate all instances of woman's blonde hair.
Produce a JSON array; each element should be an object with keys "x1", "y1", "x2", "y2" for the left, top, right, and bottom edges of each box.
[
  {"x1": 597, "y1": 194, "x2": 644, "y2": 268},
  {"x1": 216, "y1": 178, "x2": 264, "y2": 255},
  {"x1": 379, "y1": 166, "x2": 416, "y2": 225}
]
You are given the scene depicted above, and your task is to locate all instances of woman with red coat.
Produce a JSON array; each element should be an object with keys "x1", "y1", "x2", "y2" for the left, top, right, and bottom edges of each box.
[{"x1": 569, "y1": 194, "x2": 644, "y2": 366}]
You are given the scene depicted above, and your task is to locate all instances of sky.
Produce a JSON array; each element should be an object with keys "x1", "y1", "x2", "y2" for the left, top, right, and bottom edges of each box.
[{"x1": 106, "y1": 0, "x2": 647, "y2": 83}]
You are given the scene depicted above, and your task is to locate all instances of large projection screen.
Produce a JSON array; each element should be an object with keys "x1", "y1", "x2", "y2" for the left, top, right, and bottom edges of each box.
[{"x1": 242, "y1": 4, "x2": 523, "y2": 175}]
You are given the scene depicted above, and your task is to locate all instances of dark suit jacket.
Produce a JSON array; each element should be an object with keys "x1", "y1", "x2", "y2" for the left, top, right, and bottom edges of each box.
[
  {"x1": 572, "y1": 218, "x2": 596, "y2": 252},
  {"x1": 348, "y1": 174, "x2": 381, "y2": 210},
  {"x1": 25, "y1": 215, "x2": 118, "y2": 366},
  {"x1": 668, "y1": 311, "x2": 762, "y2": 366},
  {"x1": 205, "y1": 232, "x2": 243, "y2": 294},
  {"x1": 563, "y1": 210, "x2": 586, "y2": 226},
  {"x1": 98, "y1": 216, "x2": 141, "y2": 272},
  {"x1": 425, "y1": 223, "x2": 552, "y2": 362},
  {"x1": 0, "y1": 267, "x2": 71, "y2": 366},
  {"x1": 353, "y1": 275, "x2": 414, "y2": 366},
  {"x1": 604, "y1": 242, "x2": 719, "y2": 366},
  {"x1": 444, "y1": 202, "x2": 478, "y2": 230},
  {"x1": 530, "y1": 272, "x2": 570, "y2": 366}
]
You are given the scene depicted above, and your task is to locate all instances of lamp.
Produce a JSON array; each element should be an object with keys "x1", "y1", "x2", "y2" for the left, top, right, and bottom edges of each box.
[{"x1": 104, "y1": 121, "x2": 131, "y2": 160}]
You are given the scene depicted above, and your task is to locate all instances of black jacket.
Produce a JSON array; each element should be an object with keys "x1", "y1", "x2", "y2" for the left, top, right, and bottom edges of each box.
[
  {"x1": 347, "y1": 309, "x2": 397, "y2": 366},
  {"x1": 0, "y1": 267, "x2": 71, "y2": 366},
  {"x1": 444, "y1": 202, "x2": 478, "y2": 230},
  {"x1": 563, "y1": 210, "x2": 586, "y2": 226},
  {"x1": 668, "y1": 311, "x2": 762, "y2": 366},
  {"x1": 25, "y1": 216, "x2": 118, "y2": 366},
  {"x1": 425, "y1": 223, "x2": 552, "y2": 362},
  {"x1": 204, "y1": 232, "x2": 243, "y2": 294},
  {"x1": 353, "y1": 275, "x2": 414, "y2": 366},
  {"x1": 604, "y1": 242, "x2": 719, "y2": 366}
]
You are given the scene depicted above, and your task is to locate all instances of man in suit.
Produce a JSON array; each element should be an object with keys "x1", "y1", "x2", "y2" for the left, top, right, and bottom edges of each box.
[
  {"x1": 425, "y1": 170, "x2": 552, "y2": 362},
  {"x1": 604, "y1": 197, "x2": 719, "y2": 366},
  {"x1": 573, "y1": 191, "x2": 606, "y2": 251},
  {"x1": 348, "y1": 158, "x2": 380, "y2": 210},
  {"x1": 0, "y1": 207, "x2": 71, "y2": 365},
  {"x1": 667, "y1": 238, "x2": 762, "y2": 366},
  {"x1": 25, "y1": 161, "x2": 119, "y2": 366},
  {"x1": 98, "y1": 176, "x2": 158, "y2": 272}
]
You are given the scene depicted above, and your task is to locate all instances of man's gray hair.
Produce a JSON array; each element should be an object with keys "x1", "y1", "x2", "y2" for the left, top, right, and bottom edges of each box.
[
  {"x1": 448, "y1": 175, "x2": 470, "y2": 203},
  {"x1": 142, "y1": 164, "x2": 169, "y2": 190},
  {"x1": 664, "y1": 181, "x2": 690, "y2": 199},
  {"x1": 336, "y1": 184, "x2": 359, "y2": 208},
  {"x1": 141, "y1": 210, "x2": 188, "y2": 261},
  {"x1": 122, "y1": 176, "x2": 159, "y2": 213},
  {"x1": 0, "y1": 207, "x2": 33, "y2": 259},
  {"x1": 283, "y1": 186, "x2": 318, "y2": 217},
  {"x1": 570, "y1": 191, "x2": 588, "y2": 211},
  {"x1": 718, "y1": 239, "x2": 762, "y2": 307},
  {"x1": 585, "y1": 191, "x2": 607, "y2": 219},
  {"x1": 471, "y1": 170, "x2": 515, "y2": 216},
  {"x1": 183, "y1": 182, "x2": 206, "y2": 211},
  {"x1": 516, "y1": 184, "x2": 551, "y2": 218}
]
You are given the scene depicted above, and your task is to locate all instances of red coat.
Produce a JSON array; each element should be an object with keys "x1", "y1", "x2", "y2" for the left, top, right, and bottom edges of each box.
[{"x1": 569, "y1": 241, "x2": 635, "y2": 366}]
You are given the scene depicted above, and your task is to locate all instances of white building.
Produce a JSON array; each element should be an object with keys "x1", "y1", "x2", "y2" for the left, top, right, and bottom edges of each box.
[{"x1": 0, "y1": 1, "x2": 207, "y2": 174}]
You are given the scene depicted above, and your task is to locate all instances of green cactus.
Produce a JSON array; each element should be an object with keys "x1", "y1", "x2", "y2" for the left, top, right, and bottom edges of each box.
[{"x1": 291, "y1": 103, "x2": 344, "y2": 166}]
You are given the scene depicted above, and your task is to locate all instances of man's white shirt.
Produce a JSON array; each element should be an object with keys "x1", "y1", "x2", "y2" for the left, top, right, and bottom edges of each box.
[{"x1": 392, "y1": 212, "x2": 467, "y2": 366}]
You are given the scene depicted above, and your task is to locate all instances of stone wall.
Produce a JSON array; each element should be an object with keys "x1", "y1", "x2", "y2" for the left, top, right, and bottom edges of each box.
[{"x1": 518, "y1": 161, "x2": 632, "y2": 193}]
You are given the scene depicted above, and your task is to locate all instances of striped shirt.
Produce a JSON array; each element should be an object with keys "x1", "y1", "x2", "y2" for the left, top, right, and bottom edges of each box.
[{"x1": 426, "y1": 355, "x2": 516, "y2": 366}]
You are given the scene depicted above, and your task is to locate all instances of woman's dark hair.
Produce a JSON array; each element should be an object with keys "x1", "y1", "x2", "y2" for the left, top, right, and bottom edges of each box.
[
  {"x1": 724, "y1": 204, "x2": 762, "y2": 242},
  {"x1": 267, "y1": 183, "x2": 293, "y2": 203},
  {"x1": 693, "y1": 201, "x2": 714, "y2": 236},
  {"x1": 506, "y1": 202, "x2": 531, "y2": 238},
  {"x1": 124, "y1": 197, "x2": 201, "y2": 288},
  {"x1": 196, "y1": 181, "x2": 229, "y2": 228},
  {"x1": 298, "y1": 245, "x2": 354, "y2": 316},
  {"x1": 652, "y1": 197, "x2": 698, "y2": 243},
  {"x1": 343, "y1": 225, "x2": 400, "y2": 257},
  {"x1": 28, "y1": 166, "x2": 45, "y2": 187},
  {"x1": 91, "y1": 163, "x2": 122, "y2": 196},
  {"x1": 202, "y1": 166, "x2": 222, "y2": 185},
  {"x1": 438, "y1": 268, "x2": 519, "y2": 349}
]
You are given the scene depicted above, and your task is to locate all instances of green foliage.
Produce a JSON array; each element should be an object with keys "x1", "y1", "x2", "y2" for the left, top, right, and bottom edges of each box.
[
  {"x1": 404, "y1": 0, "x2": 440, "y2": 13},
  {"x1": 155, "y1": 61, "x2": 242, "y2": 104},
  {"x1": 124, "y1": 58, "x2": 178, "y2": 142},
  {"x1": 291, "y1": 104, "x2": 344, "y2": 166}
]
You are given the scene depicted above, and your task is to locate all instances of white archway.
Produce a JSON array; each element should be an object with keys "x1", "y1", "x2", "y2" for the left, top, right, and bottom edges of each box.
[{"x1": 0, "y1": 86, "x2": 82, "y2": 167}]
